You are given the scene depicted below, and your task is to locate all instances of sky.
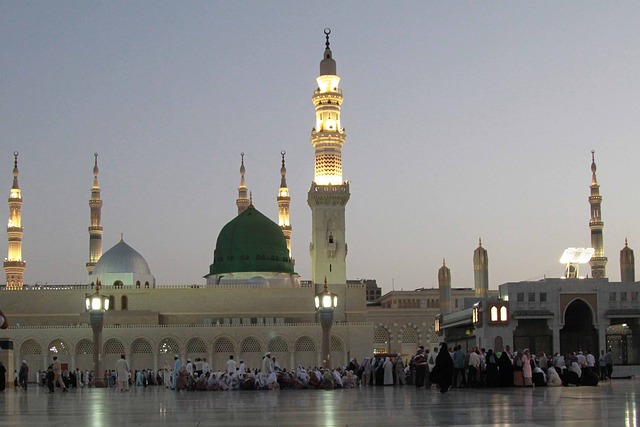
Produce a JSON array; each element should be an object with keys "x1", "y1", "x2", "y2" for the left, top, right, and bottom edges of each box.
[{"x1": 2, "y1": 1, "x2": 640, "y2": 293}]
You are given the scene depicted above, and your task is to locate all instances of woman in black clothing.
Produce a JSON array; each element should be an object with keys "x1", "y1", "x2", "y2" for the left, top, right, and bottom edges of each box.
[
  {"x1": 430, "y1": 342, "x2": 454, "y2": 393},
  {"x1": 497, "y1": 351, "x2": 513, "y2": 387}
]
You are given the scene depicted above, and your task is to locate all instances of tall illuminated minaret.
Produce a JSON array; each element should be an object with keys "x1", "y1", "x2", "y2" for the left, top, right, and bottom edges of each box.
[
  {"x1": 277, "y1": 150, "x2": 292, "y2": 256},
  {"x1": 236, "y1": 153, "x2": 250, "y2": 215},
  {"x1": 4, "y1": 151, "x2": 26, "y2": 290},
  {"x1": 588, "y1": 150, "x2": 607, "y2": 278},
  {"x1": 307, "y1": 29, "x2": 350, "y2": 308},
  {"x1": 473, "y1": 238, "x2": 489, "y2": 298},
  {"x1": 86, "y1": 153, "x2": 103, "y2": 275},
  {"x1": 438, "y1": 259, "x2": 452, "y2": 314},
  {"x1": 620, "y1": 239, "x2": 635, "y2": 283}
]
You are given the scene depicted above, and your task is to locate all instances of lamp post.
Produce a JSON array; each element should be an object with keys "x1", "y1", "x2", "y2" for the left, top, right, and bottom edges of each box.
[
  {"x1": 85, "y1": 281, "x2": 110, "y2": 388},
  {"x1": 315, "y1": 277, "x2": 337, "y2": 369}
]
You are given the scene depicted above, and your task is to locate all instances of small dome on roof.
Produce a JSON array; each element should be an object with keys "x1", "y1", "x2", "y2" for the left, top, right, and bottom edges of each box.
[{"x1": 93, "y1": 238, "x2": 152, "y2": 276}]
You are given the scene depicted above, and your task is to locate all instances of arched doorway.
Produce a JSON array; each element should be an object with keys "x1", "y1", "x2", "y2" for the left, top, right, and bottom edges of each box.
[{"x1": 560, "y1": 299, "x2": 598, "y2": 355}]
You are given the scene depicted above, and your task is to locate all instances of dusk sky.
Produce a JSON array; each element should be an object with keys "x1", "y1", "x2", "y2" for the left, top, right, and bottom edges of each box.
[{"x1": 2, "y1": 1, "x2": 640, "y2": 293}]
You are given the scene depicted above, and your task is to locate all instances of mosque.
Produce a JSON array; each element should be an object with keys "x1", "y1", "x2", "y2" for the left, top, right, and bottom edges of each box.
[
  {"x1": 2, "y1": 31, "x2": 638, "y2": 381},
  {"x1": 1, "y1": 31, "x2": 459, "y2": 377}
]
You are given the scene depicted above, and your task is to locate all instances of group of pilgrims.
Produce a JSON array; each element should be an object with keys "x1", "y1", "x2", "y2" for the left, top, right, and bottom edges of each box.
[
  {"x1": 166, "y1": 353, "x2": 359, "y2": 391},
  {"x1": 411, "y1": 342, "x2": 613, "y2": 393},
  {"x1": 98, "y1": 343, "x2": 614, "y2": 392}
]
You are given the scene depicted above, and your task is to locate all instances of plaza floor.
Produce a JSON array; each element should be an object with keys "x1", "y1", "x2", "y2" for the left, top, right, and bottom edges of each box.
[{"x1": 0, "y1": 380, "x2": 638, "y2": 426}]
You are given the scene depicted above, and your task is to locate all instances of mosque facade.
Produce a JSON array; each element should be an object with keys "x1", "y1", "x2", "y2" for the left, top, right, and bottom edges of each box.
[
  {"x1": 3, "y1": 32, "x2": 638, "y2": 381},
  {"x1": 436, "y1": 153, "x2": 640, "y2": 376}
]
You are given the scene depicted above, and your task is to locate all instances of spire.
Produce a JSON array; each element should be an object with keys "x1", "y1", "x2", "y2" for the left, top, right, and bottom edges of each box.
[
  {"x1": 438, "y1": 257, "x2": 452, "y2": 314},
  {"x1": 236, "y1": 152, "x2": 250, "y2": 214},
  {"x1": 93, "y1": 152, "x2": 99, "y2": 188},
  {"x1": 591, "y1": 150, "x2": 598, "y2": 186},
  {"x1": 473, "y1": 239, "x2": 489, "y2": 298},
  {"x1": 588, "y1": 150, "x2": 607, "y2": 278},
  {"x1": 320, "y1": 28, "x2": 337, "y2": 76},
  {"x1": 280, "y1": 150, "x2": 288, "y2": 188},
  {"x1": 87, "y1": 152, "x2": 104, "y2": 275},
  {"x1": 277, "y1": 150, "x2": 292, "y2": 256},
  {"x1": 12, "y1": 151, "x2": 19, "y2": 190},
  {"x1": 5, "y1": 151, "x2": 26, "y2": 290},
  {"x1": 620, "y1": 238, "x2": 635, "y2": 283}
]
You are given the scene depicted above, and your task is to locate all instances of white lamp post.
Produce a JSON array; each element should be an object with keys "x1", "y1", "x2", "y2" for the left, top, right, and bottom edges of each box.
[
  {"x1": 85, "y1": 281, "x2": 110, "y2": 387},
  {"x1": 315, "y1": 277, "x2": 337, "y2": 369}
]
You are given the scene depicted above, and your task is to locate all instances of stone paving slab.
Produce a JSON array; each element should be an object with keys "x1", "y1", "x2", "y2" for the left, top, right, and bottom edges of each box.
[{"x1": 0, "y1": 380, "x2": 637, "y2": 426}]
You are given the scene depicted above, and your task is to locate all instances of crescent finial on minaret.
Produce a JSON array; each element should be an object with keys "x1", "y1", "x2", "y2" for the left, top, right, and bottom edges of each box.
[
  {"x1": 324, "y1": 28, "x2": 331, "y2": 49},
  {"x1": 93, "y1": 152, "x2": 99, "y2": 177},
  {"x1": 12, "y1": 151, "x2": 20, "y2": 188},
  {"x1": 591, "y1": 150, "x2": 598, "y2": 185},
  {"x1": 280, "y1": 150, "x2": 287, "y2": 186}
]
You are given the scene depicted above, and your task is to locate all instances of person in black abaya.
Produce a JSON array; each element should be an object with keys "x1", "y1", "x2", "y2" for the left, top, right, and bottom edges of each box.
[
  {"x1": 0, "y1": 361, "x2": 6, "y2": 391},
  {"x1": 497, "y1": 350, "x2": 513, "y2": 387},
  {"x1": 430, "y1": 342, "x2": 454, "y2": 393}
]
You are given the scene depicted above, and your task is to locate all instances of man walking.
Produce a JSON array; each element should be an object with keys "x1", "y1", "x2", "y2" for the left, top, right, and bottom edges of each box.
[
  {"x1": 52, "y1": 356, "x2": 68, "y2": 392},
  {"x1": 18, "y1": 360, "x2": 29, "y2": 390}
]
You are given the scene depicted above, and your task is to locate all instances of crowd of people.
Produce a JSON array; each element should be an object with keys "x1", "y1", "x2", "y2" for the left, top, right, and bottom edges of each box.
[
  {"x1": 11, "y1": 344, "x2": 615, "y2": 393},
  {"x1": 419, "y1": 343, "x2": 615, "y2": 393}
]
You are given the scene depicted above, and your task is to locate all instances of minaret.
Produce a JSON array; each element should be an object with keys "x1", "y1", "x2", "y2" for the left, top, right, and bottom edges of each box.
[
  {"x1": 588, "y1": 150, "x2": 607, "y2": 278},
  {"x1": 236, "y1": 152, "x2": 250, "y2": 214},
  {"x1": 473, "y1": 238, "x2": 489, "y2": 298},
  {"x1": 87, "y1": 153, "x2": 103, "y2": 275},
  {"x1": 620, "y1": 238, "x2": 635, "y2": 283},
  {"x1": 438, "y1": 258, "x2": 452, "y2": 314},
  {"x1": 277, "y1": 150, "x2": 292, "y2": 256},
  {"x1": 4, "y1": 151, "x2": 26, "y2": 290},
  {"x1": 307, "y1": 29, "x2": 350, "y2": 319}
]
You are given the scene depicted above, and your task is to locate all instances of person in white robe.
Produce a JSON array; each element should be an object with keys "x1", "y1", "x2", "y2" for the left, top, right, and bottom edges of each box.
[
  {"x1": 547, "y1": 367, "x2": 562, "y2": 386},
  {"x1": 383, "y1": 357, "x2": 394, "y2": 385},
  {"x1": 115, "y1": 354, "x2": 130, "y2": 392},
  {"x1": 172, "y1": 355, "x2": 181, "y2": 390}
]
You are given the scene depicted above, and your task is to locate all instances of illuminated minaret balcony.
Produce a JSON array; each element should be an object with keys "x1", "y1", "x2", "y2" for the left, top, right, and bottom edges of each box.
[{"x1": 311, "y1": 29, "x2": 346, "y2": 187}]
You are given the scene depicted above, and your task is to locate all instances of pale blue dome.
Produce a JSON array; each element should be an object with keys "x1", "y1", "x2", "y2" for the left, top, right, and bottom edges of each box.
[{"x1": 93, "y1": 239, "x2": 151, "y2": 275}]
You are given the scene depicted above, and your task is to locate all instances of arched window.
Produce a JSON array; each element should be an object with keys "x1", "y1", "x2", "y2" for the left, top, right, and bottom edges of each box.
[
  {"x1": 113, "y1": 280, "x2": 123, "y2": 289},
  {"x1": 500, "y1": 306, "x2": 508, "y2": 321},
  {"x1": 144, "y1": 282, "x2": 150, "y2": 289},
  {"x1": 121, "y1": 295, "x2": 128, "y2": 311},
  {"x1": 108, "y1": 295, "x2": 115, "y2": 310},
  {"x1": 491, "y1": 306, "x2": 499, "y2": 322},
  {"x1": 136, "y1": 281, "x2": 140, "y2": 289}
]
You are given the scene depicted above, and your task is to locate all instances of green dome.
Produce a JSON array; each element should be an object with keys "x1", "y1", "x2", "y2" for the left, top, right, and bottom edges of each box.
[{"x1": 208, "y1": 206, "x2": 294, "y2": 276}]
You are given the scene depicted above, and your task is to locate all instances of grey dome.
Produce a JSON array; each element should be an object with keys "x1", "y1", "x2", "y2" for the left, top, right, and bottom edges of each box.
[{"x1": 93, "y1": 239, "x2": 151, "y2": 275}]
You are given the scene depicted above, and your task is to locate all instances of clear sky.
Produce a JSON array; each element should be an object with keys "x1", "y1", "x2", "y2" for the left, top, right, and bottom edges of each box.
[{"x1": 2, "y1": 1, "x2": 640, "y2": 293}]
